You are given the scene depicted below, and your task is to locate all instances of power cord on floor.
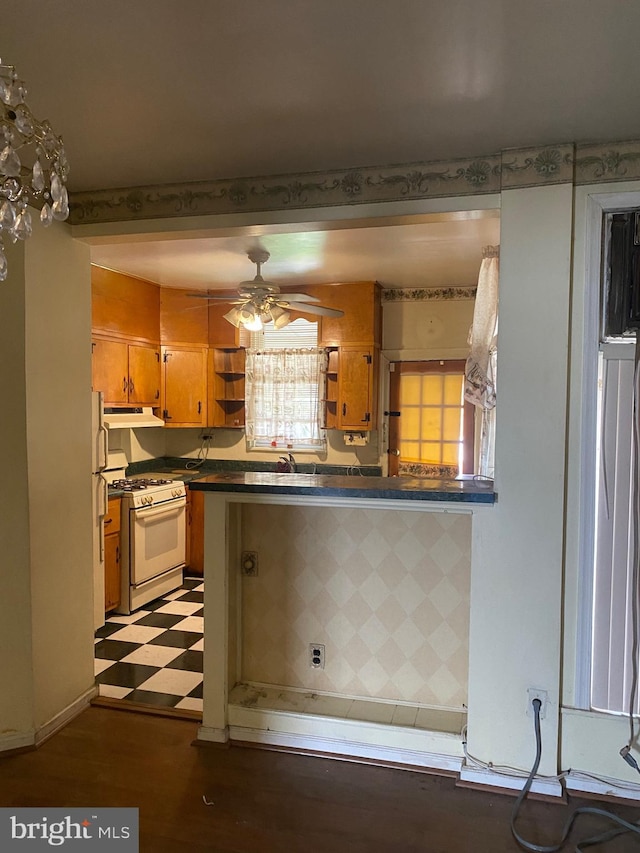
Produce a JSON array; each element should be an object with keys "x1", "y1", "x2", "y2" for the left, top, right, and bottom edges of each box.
[{"x1": 511, "y1": 699, "x2": 640, "y2": 852}]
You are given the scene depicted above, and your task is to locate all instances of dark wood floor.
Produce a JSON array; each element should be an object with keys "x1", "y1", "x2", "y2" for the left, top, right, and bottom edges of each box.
[{"x1": 0, "y1": 707, "x2": 638, "y2": 852}]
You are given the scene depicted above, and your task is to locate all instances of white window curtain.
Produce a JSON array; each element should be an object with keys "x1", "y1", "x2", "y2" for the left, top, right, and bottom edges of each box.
[
  {"x1": 464, "y1": 245, "x2": 499, "y2": 478},
  {"x1": 245, "y1": 348, "x2": 328, "y2": 449}
]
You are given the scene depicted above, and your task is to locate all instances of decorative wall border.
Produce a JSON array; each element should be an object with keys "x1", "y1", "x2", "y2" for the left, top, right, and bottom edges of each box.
[
  {"x1": 575, "y1": 139, "x2": 640, "y2": 185},
  {"x1": 68, "y1": 139, "x2": 640, "y2": 226},
  {"x1": 382, "y1": 287, "x2": 477, "y2": 302},
  {"x1": 69, "y1": 153, "x2": 502, "y2": 225}
]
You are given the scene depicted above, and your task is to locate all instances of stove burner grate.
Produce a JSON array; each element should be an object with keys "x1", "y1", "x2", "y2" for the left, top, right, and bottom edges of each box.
[{"x1": 110, "y1": 477, "x2": 173, "y2": 491}]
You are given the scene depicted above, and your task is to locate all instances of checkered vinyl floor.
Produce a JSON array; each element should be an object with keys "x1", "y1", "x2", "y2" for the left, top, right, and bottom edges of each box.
[{"x1": 94, "y1": 578, "x2": 203, "y2": 714}]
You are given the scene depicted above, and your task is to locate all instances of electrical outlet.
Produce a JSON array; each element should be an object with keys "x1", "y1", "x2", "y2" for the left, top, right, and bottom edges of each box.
[
  {"x1": 527, "y1": 687, "x2": 548, "y2": 719},
  {"x1": 309, "y1": 643, "x2": 325, "y2": 669},
  {"x1": 241, "y1": 551, "x2": 258, "y2": 576}
]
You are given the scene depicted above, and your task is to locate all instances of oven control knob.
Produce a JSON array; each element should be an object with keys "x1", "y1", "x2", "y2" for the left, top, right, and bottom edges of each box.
[{"x1": 172, "y1": 488, "x2": 181, "y2": 498}]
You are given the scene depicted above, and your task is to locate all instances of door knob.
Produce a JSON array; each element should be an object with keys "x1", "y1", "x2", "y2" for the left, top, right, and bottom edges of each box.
[{"x1": 387, "y1": 448, "x2": 400, "y2": 456}]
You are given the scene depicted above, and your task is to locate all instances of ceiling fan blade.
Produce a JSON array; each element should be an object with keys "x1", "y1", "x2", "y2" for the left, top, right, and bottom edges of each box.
[
  {"x1": 276, "y1": 293, "x2": 321, "y2": 302},
  {"x1": 187, "y1": 293, "x2": 246, "y2": 303},
  {"x1": 285, "y1": 302, "x2": 345, "y2": 317}
]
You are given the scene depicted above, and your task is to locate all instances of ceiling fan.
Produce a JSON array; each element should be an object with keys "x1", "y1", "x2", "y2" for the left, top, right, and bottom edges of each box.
[{"x1": 191, "y1": 249, "x2": 344, "y2": 331}]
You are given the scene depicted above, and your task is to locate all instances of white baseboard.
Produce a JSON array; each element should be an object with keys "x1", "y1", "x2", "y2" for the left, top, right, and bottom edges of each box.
[
  {"x1": 35, "y1": 686, "x2": 97, "y2": 747},
  {"x1": 225, "y1": 704, "x2": 463, "y2": 772},
  {"x1": 0, "y1": 730, "x2": 35, "y2": 753},
  {"x1": 459, "y1": 764, "x2": 564, "y2": 798},
  {"x1": 197, "y1": 725, "x2": 229, "y2": 744},
  {"x1": 228, "y1": 724, "x2": 463, "y2": 773},
  {"x1": 565, "y1": 772, "x2": 640, "y2": 802}
]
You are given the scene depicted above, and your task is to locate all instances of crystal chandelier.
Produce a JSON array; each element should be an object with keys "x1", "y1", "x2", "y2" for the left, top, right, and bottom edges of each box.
[{"x1": 0, "y1": 58, "x2": 69, "y2": 281}]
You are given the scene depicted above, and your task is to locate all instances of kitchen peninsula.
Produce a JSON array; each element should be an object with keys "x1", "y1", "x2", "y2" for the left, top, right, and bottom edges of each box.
[
  {"x1": 191, "y1": 473, "x2": 494, "y2": 771},
  {"x1": 189, "y1": 471, "x2": 495, "y2": 503}
]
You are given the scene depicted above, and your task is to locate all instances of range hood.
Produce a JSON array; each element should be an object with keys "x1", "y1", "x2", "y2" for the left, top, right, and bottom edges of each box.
[{"x1": 103, "y1": 407, "x2": 165, "y2": 429}]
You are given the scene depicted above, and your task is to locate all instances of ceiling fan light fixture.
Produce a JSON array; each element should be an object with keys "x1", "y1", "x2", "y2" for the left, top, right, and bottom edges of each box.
[
  {"x1": 272, "y1": 307, "x2": 291, "y2": 329},
  {"x1": 223, "y1": 306, "x2": 243, "y2": 327},
  {"x1": 238, "y1": 304, "x2": 264, "y2": 331},
  {"x1": 243, "y1": 314, "x2": 264, "y2": 332}
]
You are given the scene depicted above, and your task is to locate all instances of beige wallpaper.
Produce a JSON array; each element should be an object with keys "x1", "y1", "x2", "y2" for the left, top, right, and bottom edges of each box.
[{"x1": 240, "y1": 505, "x2": 471, "y2": 709}]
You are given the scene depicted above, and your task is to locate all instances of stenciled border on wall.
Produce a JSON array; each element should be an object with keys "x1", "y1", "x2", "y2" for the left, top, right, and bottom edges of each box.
[
  {"x1": 68, "y1": 139, "x2": 640, "y2": 225},
  {"x1": 382, "y1": 287, "x2": 476, "y2": 302}
]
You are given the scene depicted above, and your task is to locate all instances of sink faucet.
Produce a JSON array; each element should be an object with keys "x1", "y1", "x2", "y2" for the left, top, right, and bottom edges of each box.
[{"x1": 277, "y1": 453, "x2": 297, "y2": 473}]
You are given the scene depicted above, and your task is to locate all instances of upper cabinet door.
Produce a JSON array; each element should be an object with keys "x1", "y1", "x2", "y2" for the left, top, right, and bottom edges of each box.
[
  {"x1": 162, "y1": 346, "x2": 208, "y2": 427},
  {"x1": 160, "y1": 288, "x2": 209, "y2": 346},
  {"x1": 337, "y1": 347, "x2": 376, "y2": 430},
  {"x1": 128, "y1": 344, "x2": 161, "y2": 406},
  {"x1": 308, "y1": 282, "x2": 381, "y2": 347},
  {"x1": 92, "y1": 266, "x2": 160, "y2": 343},
  {"x1": 92, "y1": 339, "x2": 128, "y2": 405}
]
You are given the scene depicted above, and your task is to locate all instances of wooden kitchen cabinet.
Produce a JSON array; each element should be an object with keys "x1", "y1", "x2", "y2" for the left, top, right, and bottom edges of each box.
[
  {"x1": 92, "y1": 338, "x2": 161, "y2": 406},
  {"x1": 162, "y1": 345, "x2": 208, "y2": 426},
  {"x1": 325, "y1": 348, "x2": 339, "y2": 429},
  {"x1": 209, "y1": 300, "x2": 241, "y2": 347},
  {"x1": 209, "y1": 347, "x2": 245, "y2": 428},
  {"x1": 92, "y1": 266, "x2": 160, "y2": 342},
  {"x1": 313, "y1": 281, "x2": 382, "y2": 347},
  {"x1": 161, "y1": 287, "x2": 209, "y2": 346},
  {"x1": 337, "y1": 346, "x2": 378, "y2": 430},
  {"x1": 104, "y1": 497, "x2": 121, "y2": 613}
]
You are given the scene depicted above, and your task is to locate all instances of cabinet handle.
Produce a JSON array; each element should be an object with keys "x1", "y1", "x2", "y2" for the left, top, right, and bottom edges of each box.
[
  {"x1": 342, "y1": 403, "x2": 347, "y2": 417},
  {"x1": 197, "y1": 401, "x2": 202, "y2": 415},
  {"x1": 115, "y1": 546, "x2": 119, "y2": 564},
  {"x1": 104, "y1": 518, "x2": 112, "y2": 525},
  {"x1": 129, "y1": 378, "x2": 134, "y2": 394},
  {"x1": 163, "y1": 409, "x2": 172, "y2": 419},
  {"x1": 155, "y1": 389, "x2": 160, "y2": 400},
  {"x1": 122, "y1": 376, "x2": 127, "y2": 393}
]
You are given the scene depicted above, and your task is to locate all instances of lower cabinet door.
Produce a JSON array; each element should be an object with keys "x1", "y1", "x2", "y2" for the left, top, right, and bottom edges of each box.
[{"x1": 104, "y1": 533, "x2": 121, "y2": 612}]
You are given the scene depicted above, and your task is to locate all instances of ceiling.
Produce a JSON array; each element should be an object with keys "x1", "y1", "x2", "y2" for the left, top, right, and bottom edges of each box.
[
  {"x1": 88, "y1": 212, "x2": 501, "y2": 291},
  {"x1": 4, "y1": 0, "x2": 639, "y2": 289}
]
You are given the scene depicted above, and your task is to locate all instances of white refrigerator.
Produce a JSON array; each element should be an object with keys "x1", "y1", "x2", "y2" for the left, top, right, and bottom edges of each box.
[{"x1": 91, "y1": 391, "x2": 109, "y2": 630}]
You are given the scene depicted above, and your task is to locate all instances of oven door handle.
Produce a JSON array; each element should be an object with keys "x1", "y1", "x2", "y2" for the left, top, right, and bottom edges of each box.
[{"x1": 133, "y1": 499, "x2": 186, "y2": 522}]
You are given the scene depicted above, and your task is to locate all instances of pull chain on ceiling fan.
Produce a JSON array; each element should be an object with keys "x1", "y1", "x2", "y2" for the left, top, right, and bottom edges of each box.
[{"x1": 190, "y1": 249, "x2": 344, "y2": 331}]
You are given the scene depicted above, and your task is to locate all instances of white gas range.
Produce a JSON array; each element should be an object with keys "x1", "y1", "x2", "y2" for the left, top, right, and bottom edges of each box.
[{"x1": 110, "y1": 474, "x2": 187, "y2": 614}]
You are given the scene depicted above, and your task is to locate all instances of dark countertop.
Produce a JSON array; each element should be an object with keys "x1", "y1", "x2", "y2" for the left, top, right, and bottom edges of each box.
[{"x1": 188, "y1": 471, "x2": 495, "y2": 503}]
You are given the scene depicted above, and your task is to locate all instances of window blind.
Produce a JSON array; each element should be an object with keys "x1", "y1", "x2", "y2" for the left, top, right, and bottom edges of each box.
[
  {"x1": 249, "y1": 318, "x2": 319, "y2": 350},
  {"x1": 591, "y1": 344, "x2": 638, "y2": 714}
]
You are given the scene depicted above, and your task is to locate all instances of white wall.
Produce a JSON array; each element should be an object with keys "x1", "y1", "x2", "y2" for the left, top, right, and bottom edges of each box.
[
  {"x1": 467, "y1": 184, "x2": 573, "y2": 776},
  {"x1": 383, "y1": 298, "x2": 475, "y2": 362},
  {"x1": 162, "y1": 427, "x2": 381, "y2": 467},
  {"x1": 0, "y1": 224, "x2": 94, "y2": 747},
  {"x1": 25, "y1": 224, "x2": 94, "y2": 729},
  {"x1": 0, "y1": 240, "x2": 35, "y2": 747}
]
